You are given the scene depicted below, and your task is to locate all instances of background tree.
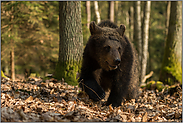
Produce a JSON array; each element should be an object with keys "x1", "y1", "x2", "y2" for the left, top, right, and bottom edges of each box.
[
  {"x1": 81, "y1": 2, "x2": 90, "y2": 45},
  {"x1": 55, "y1": 1, "x2": 83, "y2": 85},
  {"x1": 114, "y1": 1, "x2": 119, "y2": 24},
  {"x1": 108, "y1": 1, "x2": 114, "y2": 22},
  {"x1": 2, "y1": 2, "x2": 21, "y2": 81},
  {"x1": 125, "y1": 7, "x2": 130, "y2": 38},
  {"x1": 129, "y1": 5, "x2": 134, "y2": 41},
  {"x1": 147, "y1": 2, "x2": 167, "y2": 81},
  {"x1": 141, "y1": 1, "x2": 151, "y2": 83},
  {"x1": 1, "y1": 1, "x2": 59, "y2": 78},
  {"x1": 133, "y1": 1, "x2": 142, "y2": 80},
  {"x1": 165, "y1": 1, "x2": 171, "y2": 40},
  {"x1": 86, "y1": 1, "x2": 91, "y2": 29},
  {"x1": 94, "y1": 1, "x2": 101, "y2": 23},
  {"x1": 159, "y1": 1, "x2": 182, "y2": 85}
]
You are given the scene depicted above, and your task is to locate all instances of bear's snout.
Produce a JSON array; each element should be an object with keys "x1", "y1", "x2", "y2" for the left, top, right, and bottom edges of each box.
[{"x1": 114, "y1": 58, "x2": 121, "y2": 65}]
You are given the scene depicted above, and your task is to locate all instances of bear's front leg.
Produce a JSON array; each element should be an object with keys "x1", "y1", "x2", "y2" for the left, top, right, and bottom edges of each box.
[
  {"x1": 106, "y1": 83, "x2": 128, "y2": 107},
  {"x1": 79, "y1": 78, "x2": 105, "y2": 101}
]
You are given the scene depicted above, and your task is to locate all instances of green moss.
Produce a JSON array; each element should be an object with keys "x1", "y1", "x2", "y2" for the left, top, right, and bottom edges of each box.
[
  {"x1": 29, "y1": 73, "x2": 36, "y2": 77},
  {"x1": 163, "y1": 54, "x2": 182, "y2": 85},
  {"x1": 146, "y1": 81, "x2": 165, "y2": 91},
  {"x1": 146, "y1": 81, "x2": 156, "y2": 89},
  {"x1": 156, "y1": 81, "x2": 164, "y2": 91},
  {"x1": 54, "y1": 60, "x2": 81, "y2": 86}
]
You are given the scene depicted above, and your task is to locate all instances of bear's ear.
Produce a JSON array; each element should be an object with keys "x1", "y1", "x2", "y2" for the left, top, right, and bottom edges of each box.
[
  {"x1": 90, "y1": 21, "x2": 102, "y2": 35},
  {"x1": 117, "y1": 24, "x2": 126, "y2": 36}
]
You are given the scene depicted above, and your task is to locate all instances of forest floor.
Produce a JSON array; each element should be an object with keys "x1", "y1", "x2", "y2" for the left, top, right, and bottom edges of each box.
[{"x1": 1, "y1": 77, "x2": 182, "y2": 122}]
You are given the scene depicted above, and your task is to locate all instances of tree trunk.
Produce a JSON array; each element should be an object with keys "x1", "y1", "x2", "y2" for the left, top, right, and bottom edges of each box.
[
  {"x1": 10, "y1": 40, "x2": 15, "y2": 81},
  {"x1": 5, "y1": 66, "x2": 9, "y2": 76},
  {"x1": 108, "y1": 1, "x2": 114, "y2": 22},
  {"x1": 133, "y1": 1, "x2": 142, "y2": 81},
  {"x1": 94, "y1": 1, "x2": 101, "y2": 24},
  {"x1": 125, "y1": 11, "x2": 130, "y2": 38},
  {"x1": 141, "y1": 1, "x2": 151, "y2": 83},
  {"x1": 114, "y1": 1, "x2": 118, "y2": 24},
  {"x1": 10, "y1": 11, "x2": 15, "y2": 81},
  {"x1": 165, "y1": 1, "x2": 171, "y2": 40},
  {"x1": 129, "y1": 6, "x2": 134, "y2": 41},
  {"x1": 55, "y1": 1, "x2": 83, "y2": 86},
  {"x1": 159, "y1": 1, "x2": 182, "y2": 85},
  {"x1": 117, "y1": 2, "x2": 122, "y2": 25},
  {"x1": 86, "y1": 1, "x2": 91, "y2": 29}
]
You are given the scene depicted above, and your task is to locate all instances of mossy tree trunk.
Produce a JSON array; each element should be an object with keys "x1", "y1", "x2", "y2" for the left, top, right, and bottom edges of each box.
[
  {"x1": 55, "y1": 1, "x2": 83, "y2": 86},
  {"x1": 159, "y1": 1, "x2": 182, "y2": 85}
]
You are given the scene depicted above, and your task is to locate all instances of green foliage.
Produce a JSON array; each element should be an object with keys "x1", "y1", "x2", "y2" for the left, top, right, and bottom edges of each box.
[{"x1": 1, "y1": 1, "x2": 59, "y2": 76}]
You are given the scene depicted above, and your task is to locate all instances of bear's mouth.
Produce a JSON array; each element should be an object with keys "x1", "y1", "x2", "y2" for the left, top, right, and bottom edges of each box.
[{"x1": 106, "y1": 61, "x2": 118, "y2": 70}]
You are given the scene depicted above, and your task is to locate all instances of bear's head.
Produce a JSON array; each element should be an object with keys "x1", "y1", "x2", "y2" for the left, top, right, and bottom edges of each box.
[{"x1": 89, "y1": 21, "x2": 127, "y2": 71}]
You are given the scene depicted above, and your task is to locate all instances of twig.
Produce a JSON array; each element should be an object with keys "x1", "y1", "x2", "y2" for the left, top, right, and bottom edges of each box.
[
  {"x1": 142, "y1": 71, "x2": 153, "y2": 83},
  {"x1": 79, "y1": 79, "x2": 102, "y2": 100}
]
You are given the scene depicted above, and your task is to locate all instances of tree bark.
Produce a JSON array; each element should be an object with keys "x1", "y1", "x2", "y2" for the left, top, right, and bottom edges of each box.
[
  {"x1": 159, "y1": 1, "x2": 182, "y2": 85},
  {"x1": 129, "y1": 6, "x2": 134, "y2": 41},
  {"x1": 10, "y1": 8, "x2": 15, "y2": 81},
  {"x1": 10, "y1": 40, "x2": 15, "y2": 81},
  {"x1": 125, "y1": 11, "x2": 130, "y2": 38},
  {"x1": 5, "y1": 66, "x2": 9, "y2": 76},
  {"x1": 108, "y1": 1, "x2": 114, "y2": 22},
  {"x1": 133, "y1": 1, "x2": 142, "y2": 80},
  {"x1": 141, "y1": 1, "x2": 151, "y2": 83},
  {"x1": 55, "y1": 1, "x2": 83, "y2": 85},
  {"x1": 114, "y1": 1, "x2": 118, "y2": 24},
  {"x1": 86, "y1": 1, "x2": 91, "y2": 29},
  {"x1": 117, "y1": 2, "x2": 122, "y2": 25},
  {"x1": 165, "y1": 1, "x2": 171, "y2": 40},
  {"x1": 94, "y1": 1, "x2": 101, "y2": 24}
]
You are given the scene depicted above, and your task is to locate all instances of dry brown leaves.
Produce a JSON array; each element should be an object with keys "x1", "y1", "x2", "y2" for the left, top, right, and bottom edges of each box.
[{"x1": 1, "y1": 77, "x2": 182, "y2": 122}]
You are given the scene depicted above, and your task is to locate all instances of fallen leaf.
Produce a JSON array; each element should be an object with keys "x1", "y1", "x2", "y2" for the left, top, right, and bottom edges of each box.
[
  {"x1": 109, "y1": 104, "x2": 113, "y2": 112},
  {"x1": 142, "y1": 112, "x2": 148, "y2": 122},
  {"x1": 25, "y1": 96, "x2": 33, "y2": 103}
]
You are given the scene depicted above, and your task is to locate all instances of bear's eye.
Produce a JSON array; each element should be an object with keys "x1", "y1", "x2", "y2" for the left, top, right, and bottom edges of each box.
[{"x1": 104, "y1": 46, "x2": 110, "y2": 52}]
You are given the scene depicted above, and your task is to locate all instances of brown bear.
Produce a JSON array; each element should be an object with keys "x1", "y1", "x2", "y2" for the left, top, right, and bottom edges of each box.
[{"x1": 79, "y1": 20, "x2": 139, "y2": 107}]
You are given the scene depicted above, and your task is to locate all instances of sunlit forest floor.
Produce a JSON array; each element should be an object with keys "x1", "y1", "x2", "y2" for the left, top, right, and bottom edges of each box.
[{"x1": 1, "y1": 77, "x2": 182, "y2": 122}]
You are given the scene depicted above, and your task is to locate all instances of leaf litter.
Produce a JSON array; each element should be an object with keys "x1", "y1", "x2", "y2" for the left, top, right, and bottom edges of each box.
[{"x1": 1, "y1": 77, "x2": 182, "y2": 122}]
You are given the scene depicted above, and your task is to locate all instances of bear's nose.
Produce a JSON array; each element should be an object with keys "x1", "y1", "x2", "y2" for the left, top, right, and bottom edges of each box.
[{"x1": 114, "y1": 59, "x2": 121, "y2": 65}]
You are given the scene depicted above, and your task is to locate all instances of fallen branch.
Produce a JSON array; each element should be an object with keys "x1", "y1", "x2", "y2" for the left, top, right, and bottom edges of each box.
[{"x1": 142, "y1": 71, "x2": 153, "y2": 83}]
